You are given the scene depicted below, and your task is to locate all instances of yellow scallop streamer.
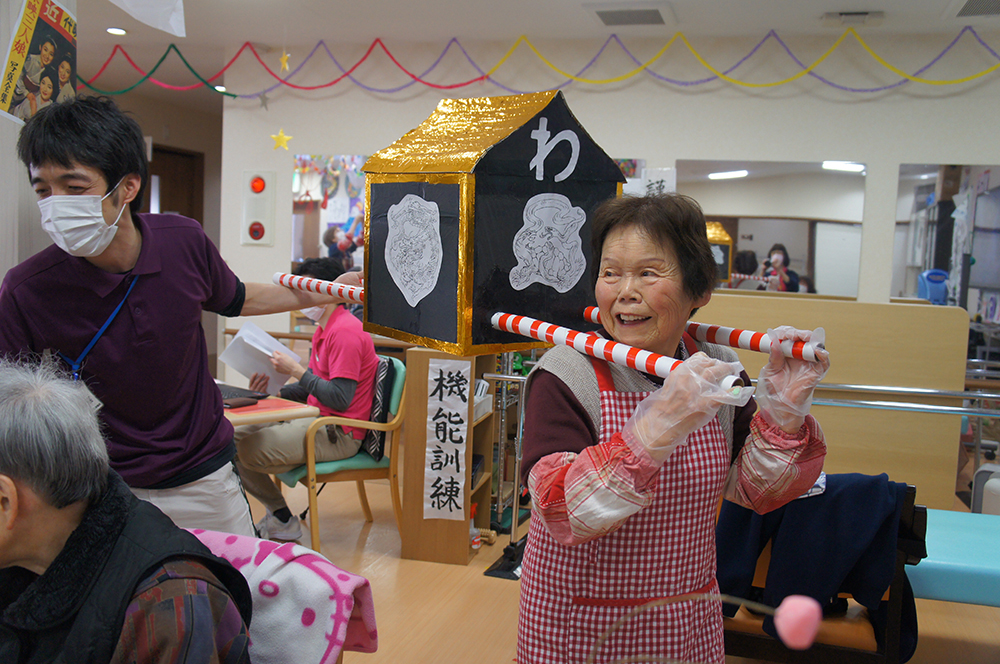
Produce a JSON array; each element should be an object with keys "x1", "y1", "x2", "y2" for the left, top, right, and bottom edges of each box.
[{"x1": 486, "y1": 28, "x2": 1000, "y2": 88}]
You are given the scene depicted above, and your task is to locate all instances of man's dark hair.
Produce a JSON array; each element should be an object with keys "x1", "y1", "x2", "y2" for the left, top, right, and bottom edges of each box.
[
  {"x1": 733, "y1": 250, "x2": 758, "y2": 275},
  {"x1": 590, "y1": 193, "x2": 718, "y2": 303},
  {"x1": 17, "y1": 96, "x2": 148, "y2": 214},
  {"x1": 293, "y1": 257, "x2": 346, "y2": 283}
]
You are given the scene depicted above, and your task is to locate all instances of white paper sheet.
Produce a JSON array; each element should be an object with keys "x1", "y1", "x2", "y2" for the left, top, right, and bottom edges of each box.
[
  {"x1": 219, "y1": 321, "x2": 302, "y2": 396},
  {"x1": 107, "y1": 0, "x2": 186, "y2": 37},
  {"x1": 423, "y1": 357, "x2": 471, "y2": 521}
]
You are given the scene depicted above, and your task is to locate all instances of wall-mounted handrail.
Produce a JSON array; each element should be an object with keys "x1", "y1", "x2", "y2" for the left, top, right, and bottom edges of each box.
[
  {"x1": 812, "y1": 398, "x2": 998, "y2": 419},
  {"x1": 797, "y1": 380, "x2": 999, "y2": 473},
  {"x1": 809, "y1": 382, "x2": 1000, "y2": 402},
  {"x1": 967, "y1": 369, "x2": 1000, "y2": 380}
]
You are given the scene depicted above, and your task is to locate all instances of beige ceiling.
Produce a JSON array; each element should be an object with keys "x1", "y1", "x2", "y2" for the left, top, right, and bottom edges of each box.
[{"x1": 75, "y1": 0, "x2": 999, "y2": 113}]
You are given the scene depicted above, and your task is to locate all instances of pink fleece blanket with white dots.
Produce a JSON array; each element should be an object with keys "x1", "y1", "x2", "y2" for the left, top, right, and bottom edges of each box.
[{"x1": 188, "y1": 529, "x2": 378, "y2": 663}]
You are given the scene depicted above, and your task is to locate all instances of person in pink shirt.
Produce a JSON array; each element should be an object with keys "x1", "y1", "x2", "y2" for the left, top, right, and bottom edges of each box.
[{"x1": 235, "y1": 258, "x2": 378, "y2": 540}]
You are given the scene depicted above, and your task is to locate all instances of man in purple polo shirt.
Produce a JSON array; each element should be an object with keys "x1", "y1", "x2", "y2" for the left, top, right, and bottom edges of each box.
[{"x1": 0, "y1": 96, "x2": 357, "y2": 536}]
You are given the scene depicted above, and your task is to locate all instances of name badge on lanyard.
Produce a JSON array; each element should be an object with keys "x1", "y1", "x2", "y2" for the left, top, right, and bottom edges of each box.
[{"x1": 60, "y1": 276, "x2": 139, "y2": 380}]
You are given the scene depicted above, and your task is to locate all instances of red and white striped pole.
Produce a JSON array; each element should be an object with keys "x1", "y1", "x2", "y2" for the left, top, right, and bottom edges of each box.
[
  {"x1": 729, "y1": 272, "x2": 770, "y2": 283},
  {"x1": 583, "y1": 307, "x2": 822, "y2": 362},
  {"x1": 685, "y1": 322, "x2": 822, "y2": 362},
  {"x1": 272, "y1": 272, "x2": 365, "y2": 305},
  {"x1": 492, "y1": 312, "x2": 743, "y2": 388}
]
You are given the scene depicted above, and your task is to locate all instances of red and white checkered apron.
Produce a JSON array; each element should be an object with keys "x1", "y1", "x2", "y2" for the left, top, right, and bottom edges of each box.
[{"x1": 518, "y1": 353, "x2": 730, "y2": 664}]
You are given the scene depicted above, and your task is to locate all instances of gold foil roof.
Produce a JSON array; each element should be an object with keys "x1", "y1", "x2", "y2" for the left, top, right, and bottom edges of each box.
[
  {"x1": 706, "y1": 222, "x2": 732, "y2": 244},
  {"x1": 363, "y1": 91, "x2": 559, "y2": 174}
]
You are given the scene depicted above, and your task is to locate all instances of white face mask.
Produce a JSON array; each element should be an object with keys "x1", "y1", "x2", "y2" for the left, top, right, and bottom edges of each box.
[
  {"x1": 38, "y1": 178, "x2": 127, "y2": 257},
  {"x1": 300, "y1": 305, "x2": 327, "y2": 322},
  {"x1": 770, "y1": 253, "x2": 783, "y2": 267}
]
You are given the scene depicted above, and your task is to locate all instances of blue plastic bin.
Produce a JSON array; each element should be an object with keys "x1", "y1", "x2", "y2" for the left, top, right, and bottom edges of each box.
[{"x1": 918, "y1": 269, "x2": 948, "y2": 305}]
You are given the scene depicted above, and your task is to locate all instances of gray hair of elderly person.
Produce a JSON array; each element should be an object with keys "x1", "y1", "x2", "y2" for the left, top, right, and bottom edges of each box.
[{"x1": 0, "y1": 358, "x2": 109, "y2": 508}]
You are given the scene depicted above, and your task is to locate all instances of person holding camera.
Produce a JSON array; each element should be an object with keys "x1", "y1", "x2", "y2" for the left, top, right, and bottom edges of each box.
[{"x1": 760, "y1": 243, "x2": 799, "y2": 292}]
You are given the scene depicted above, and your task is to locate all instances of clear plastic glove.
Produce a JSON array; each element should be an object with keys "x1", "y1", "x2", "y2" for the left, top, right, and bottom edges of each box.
[
  {"x1": 621, "y1": 352, "x2": 754, "y2": 465},
  {"x1": 334, "y1": 270, "x2": 363, "y2": 289},
  {"x1": 754, "y1": 326, "x2": 831, "y2": 433}
]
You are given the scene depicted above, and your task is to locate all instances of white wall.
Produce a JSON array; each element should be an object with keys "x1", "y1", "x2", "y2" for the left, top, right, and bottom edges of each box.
[
  {"x1": 814, "y1": 222, "x2": 862, "y2": 297},
  {"x1": 213, "y1": 34, "x2": 1000, "y2": 328},
  {"x1": 0, "y1": 3, "x2": 14, "y2": 275},
  {"x1": 892, "y1": 224, "x2": 909, "y2": 298},
  {"x1": 897, "y1": 180, "x2": 918, "y2": 221},
  {"x1": 681, "y1": 171, "x2": 865, "y2": 222}
]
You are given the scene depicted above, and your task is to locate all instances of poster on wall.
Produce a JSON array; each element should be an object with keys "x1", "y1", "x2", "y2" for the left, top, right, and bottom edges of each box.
[
  {"x1": 642, "y1": 167, "x2": 677, "y2": 195},
  {"x1": 423, "y1": 357, "x2": 470, "y2": 521},
  {"x1": 980, "y1": 291, "x2": 1000, "y2": 324},
  {"x1": 2, "y1": 0, "x2": 77, "y2": 123},
  {"x1": 614, "y1": 158, "x2": 646, "y2": 196}
]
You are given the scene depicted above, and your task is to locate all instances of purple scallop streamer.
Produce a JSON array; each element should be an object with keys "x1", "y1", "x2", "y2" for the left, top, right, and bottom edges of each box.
[{"x1": 233, "y1": 28, "x2": 1000, "y2": 100}]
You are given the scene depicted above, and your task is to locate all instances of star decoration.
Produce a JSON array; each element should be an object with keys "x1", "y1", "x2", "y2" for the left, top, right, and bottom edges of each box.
[
  {"x1": 259, "y1": 92, "x2": 269, "y2": 110},
  {"x1": 280, "y1": 51, "x2": 290, "y2": 73},
  {"x1": 271, "y1": 128, "x2": 293, "y2": 150}
]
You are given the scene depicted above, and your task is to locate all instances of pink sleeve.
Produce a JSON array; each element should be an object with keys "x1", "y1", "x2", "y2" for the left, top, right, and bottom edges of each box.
[
  {"x1": 724, "y1": 413, "x2": 826, "y2": 514},
  {"x1": 529, "y1": 432, "x2": 661, "y2": 546}
]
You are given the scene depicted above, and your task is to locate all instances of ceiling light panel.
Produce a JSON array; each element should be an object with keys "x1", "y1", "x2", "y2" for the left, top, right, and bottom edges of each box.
[
  {"x1": 957, "y1": 0, "x2": 1000, "y2": 17},
  {"x1": 585, "y1": 2, "x2": 675, "y2": 28},
  {"x1": 595, "y1": 9, "x2": 665, "y2": 26},
  {"x1": 820, "y1": 11, "x2": 885, "y2": 27},
  {"x1": 708, "y1": 170, "x2": 748, "y2": 180},
  {"x1": 822, "y1": 161, "x2": 866, "y2": 173}
]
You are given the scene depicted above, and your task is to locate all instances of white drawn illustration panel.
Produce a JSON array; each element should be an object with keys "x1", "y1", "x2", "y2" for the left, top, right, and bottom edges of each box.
[
  {"x1": 385, "y1": 194, "x2": 443, "y2": 307},
  {"x1": 509, "y1": 193, "x2": 587, "y2": 294}
]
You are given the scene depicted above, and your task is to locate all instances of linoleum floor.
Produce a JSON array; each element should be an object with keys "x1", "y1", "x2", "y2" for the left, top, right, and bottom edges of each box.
[{"x1": 249, "y1": 475, "x2": 1000, "y2": 664}]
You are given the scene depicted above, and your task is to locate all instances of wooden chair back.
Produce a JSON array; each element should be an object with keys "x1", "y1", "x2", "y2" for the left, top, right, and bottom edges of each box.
[
  {"x1": 723, "y1": 485, "x2": 926, "y2": 663},
  {"x1": 299, "y1": 356, "x2": 407, "y2": 554}
]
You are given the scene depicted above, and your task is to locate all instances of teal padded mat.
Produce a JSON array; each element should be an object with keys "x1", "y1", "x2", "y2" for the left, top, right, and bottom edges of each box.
[{"x1": 907, "y1": 508, "x2": 1000, "y2": 607}]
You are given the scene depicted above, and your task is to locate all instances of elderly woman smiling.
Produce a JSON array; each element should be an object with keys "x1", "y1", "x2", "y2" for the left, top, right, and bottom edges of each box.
[{"x1": 516, "y1": 194, "x2": 830, "y2": 664}]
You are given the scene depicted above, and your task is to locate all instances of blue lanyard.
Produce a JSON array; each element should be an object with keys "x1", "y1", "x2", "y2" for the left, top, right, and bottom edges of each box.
[{"x1": 60, "y1": 276, "x2": 139, "y2": 380}]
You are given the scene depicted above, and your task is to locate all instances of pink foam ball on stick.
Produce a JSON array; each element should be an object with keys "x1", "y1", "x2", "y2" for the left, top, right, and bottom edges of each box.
[{"x1": 774, "y1": 595, "x2": 822, "y2": 650}]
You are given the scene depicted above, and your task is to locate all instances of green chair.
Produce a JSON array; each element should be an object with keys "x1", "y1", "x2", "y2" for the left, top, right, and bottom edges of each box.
[{"x1": 277, "y1": 355, "x2": 406, "y2": 553}]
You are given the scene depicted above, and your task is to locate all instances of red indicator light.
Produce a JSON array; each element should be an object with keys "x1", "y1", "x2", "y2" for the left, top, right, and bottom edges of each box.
[{"x1": 250, "y1": 176, "x2": 266, "y2": 194}]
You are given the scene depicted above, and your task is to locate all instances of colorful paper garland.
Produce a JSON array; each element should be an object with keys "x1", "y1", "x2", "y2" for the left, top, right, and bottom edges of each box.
[{"x1": 80, "y1": 27, "x2": 1000, "y2": 99}]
